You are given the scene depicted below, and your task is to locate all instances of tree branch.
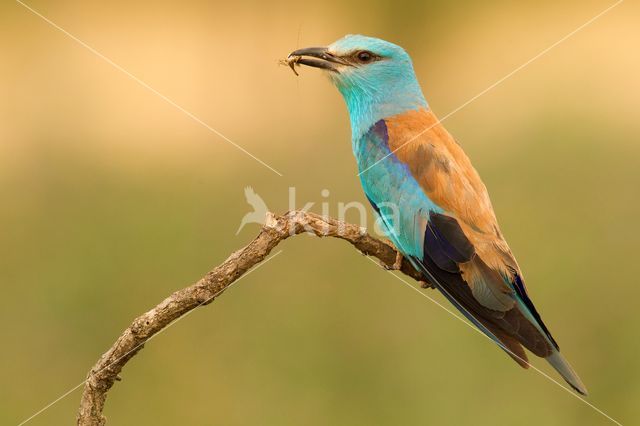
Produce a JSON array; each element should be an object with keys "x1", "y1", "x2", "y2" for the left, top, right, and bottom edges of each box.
[{"x1": 76, "y1": 210, "x2": 431, "y2": 426}]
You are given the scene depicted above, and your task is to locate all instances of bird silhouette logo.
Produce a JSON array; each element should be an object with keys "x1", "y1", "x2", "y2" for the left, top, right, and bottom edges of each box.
[{"x1": 236, "y1": 186, "x2": 269, "y2": 235}]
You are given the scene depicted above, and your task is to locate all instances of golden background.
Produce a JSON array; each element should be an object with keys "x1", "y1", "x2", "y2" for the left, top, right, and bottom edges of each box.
[{"x1": 1, "y1": 0, "x2": 638, "y2": 424}]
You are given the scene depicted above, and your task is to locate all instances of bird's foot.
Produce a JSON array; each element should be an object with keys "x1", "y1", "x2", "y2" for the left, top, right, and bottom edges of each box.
[
  {"x1": 380, "y1": 239, "x2": 404, "y2": 270},
  {"x1": 392, "y1": 250, "x2": 403, "y2": 270},
  {"x1": 382, "y1": 248, "x2": 404, "y2": 271},
  {"x1": 420, "y1": 280, "x2": 435, "y2": 289}
]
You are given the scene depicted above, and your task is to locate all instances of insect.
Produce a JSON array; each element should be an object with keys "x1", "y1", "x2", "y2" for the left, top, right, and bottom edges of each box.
[{"x1": 279, "y1": 55, "x2": 301, "y2": 76}]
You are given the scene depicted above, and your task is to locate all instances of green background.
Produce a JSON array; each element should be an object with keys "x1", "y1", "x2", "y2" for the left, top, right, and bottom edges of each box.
[{"x1": 1, "y1": 0, "x2": 638, "y2": 424}]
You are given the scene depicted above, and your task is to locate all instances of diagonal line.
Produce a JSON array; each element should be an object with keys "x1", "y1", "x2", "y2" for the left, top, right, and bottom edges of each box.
[
  {"x1": 16, "y1": 250, "x2": 284, "y2": 426},
  {"x1": 362, "y1": 256, "x2": 623, "y2": 426},
  {"x1": 16, "y1": 0, "x2": 284, "y2": 177},
  {"x1": 358, "y1": 0, "x2": 624, "y2": 177}
]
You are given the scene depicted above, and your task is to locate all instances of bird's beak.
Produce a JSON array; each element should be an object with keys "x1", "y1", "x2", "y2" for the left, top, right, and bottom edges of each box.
[{"x1": 287, "y1": 46, "x2": 351, "y2": 73}]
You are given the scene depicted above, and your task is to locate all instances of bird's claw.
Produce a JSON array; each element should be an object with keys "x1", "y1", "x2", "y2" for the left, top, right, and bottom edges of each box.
[
  {"x1": 392, "y1": 250, "x2": 403, "y2": 270},
  {"x1": 420, "y1": 280, "x2": 434, "y2": 289},
  {"x1": 382, "y1": 250, "x2": 403, "y2": 270},
  {"x1": 379, "y1": 239, "x2": 404, "y2": 270}
]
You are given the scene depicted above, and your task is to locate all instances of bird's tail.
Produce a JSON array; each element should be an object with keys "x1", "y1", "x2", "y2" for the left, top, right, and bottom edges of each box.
[
  {"x1": 546, "y1": 350, "x2": 588, "y2": 396},
  {"x1": 411, "y1": 255, "x2": 589, "y2": 396},
  {"x1": 235, "y1": 218, "x2": 248, "y2": 235}
]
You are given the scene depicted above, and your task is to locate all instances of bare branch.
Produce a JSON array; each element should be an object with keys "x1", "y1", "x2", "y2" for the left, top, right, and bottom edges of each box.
[{"x1": 77, "y1": 210, "x2": 430, "y2": 426}]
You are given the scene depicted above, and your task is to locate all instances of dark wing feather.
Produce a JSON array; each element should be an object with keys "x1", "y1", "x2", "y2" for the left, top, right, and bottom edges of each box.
[
  {"x1": 424, "y1": 213, "x2": 474, "y2": 273},
  {"x1": 429, "y1": 213, "x2": 475, "y2": 262},
  {"x1": 512, "y1": 272, "x2": 559, "y2": 350},
  {"x1": 419, "y1": 212, "x2": 553, "y2": 360}
]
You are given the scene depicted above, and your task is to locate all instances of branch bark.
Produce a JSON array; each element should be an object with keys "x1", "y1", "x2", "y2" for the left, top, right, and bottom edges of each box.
[{"x1": 77, "y1": 210, "x2": 431, "y2": 426}]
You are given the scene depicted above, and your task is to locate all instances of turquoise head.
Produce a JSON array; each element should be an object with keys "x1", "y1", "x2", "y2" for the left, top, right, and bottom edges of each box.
[{"x1": 289, "y1": 35, "x2": 428, "y2": 139}]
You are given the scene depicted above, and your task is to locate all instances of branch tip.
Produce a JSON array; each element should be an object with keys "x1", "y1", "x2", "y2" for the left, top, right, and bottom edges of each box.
[{"x1": 77, "y1": 211, "x2": 429, "y2": 425}]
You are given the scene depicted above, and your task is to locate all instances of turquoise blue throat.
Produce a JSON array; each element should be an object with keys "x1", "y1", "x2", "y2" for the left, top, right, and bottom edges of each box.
[{"x1": 334, "y1": 69, "x2": 428, "y2": 141}]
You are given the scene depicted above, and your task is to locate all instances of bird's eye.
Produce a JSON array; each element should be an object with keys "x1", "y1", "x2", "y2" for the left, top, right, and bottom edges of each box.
[{"x1": 356, "y1": 51, "x2": 374, "y2": 63}]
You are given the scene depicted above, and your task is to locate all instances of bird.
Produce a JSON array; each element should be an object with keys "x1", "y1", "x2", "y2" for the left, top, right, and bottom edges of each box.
[
  {"x1": 286, "y1": 34, "x2": 587, "y2": 395},
  {"x1": 236, "y1": 186, "x2": 269, "y2": 235}
]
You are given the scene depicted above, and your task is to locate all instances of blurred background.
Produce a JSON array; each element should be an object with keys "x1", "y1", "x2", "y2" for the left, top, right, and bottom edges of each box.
[{"x1": 1, "y1": 0, "x2": 639, "y2": 424}]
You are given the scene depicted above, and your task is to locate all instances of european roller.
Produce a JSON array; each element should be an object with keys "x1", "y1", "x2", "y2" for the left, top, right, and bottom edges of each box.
[{"x1": 287, "y1": 35, "x2": 587, "y2": 395}]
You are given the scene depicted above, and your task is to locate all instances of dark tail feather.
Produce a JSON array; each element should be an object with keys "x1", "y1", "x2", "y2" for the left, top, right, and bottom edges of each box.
[
  {"x1": 487, "y1": 327, "x2": 529, "y2": 368},
  {"x1": 410, "y1": 256, "x2": 531, "y2": 367},
  {"x1": 416, "y1": 259, "x2": 530, "y2": 367}
]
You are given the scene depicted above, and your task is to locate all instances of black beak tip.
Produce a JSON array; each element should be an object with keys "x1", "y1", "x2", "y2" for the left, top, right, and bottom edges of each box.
[{"x1": 288, "y1": 46, "x2": 329, "y2": 59}]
